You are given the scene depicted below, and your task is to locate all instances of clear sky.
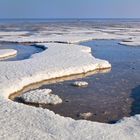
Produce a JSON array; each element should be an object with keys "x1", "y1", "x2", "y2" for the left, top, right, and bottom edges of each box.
[{"x1": 0, "y1": 0, "x2": 140, "y2": 19}]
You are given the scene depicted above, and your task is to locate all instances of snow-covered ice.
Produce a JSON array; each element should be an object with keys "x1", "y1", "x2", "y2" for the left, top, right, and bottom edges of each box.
[
  {"x1": 0, "y1": 31, "x2": 129, "y2": 43},
  {"x1": 0, "y1": 24, "x2": 140, "y2": 139},
  {"x1": 0, "y1": 97, "x2": 140, "y2": 140},
  {"x1": 120, "y1": 37, "x2": 140, "y2": 46},
  {"x1": 0, "y1": 49, "x2": 17, "y2": 59},
  {"x1": 18, "y1": 89, "x2": 62, "y2": 105},
  {"x1": 0, "y1": 31, "x2": 29, "y2": 36},
  {"x1": 72, "y1": 81, "x2": 88, "y2": 87}
]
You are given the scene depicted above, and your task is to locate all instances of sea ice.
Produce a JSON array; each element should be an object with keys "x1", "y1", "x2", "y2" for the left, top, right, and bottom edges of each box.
[
  {"x1": 120, "y1": 37, "x2": 140, "y2": 46},
  {"x1": 0, "y1": 49, "x2": 17, "y2": 59},
  {"x1": 18, "y1": 89, "x2": 62, "y2": 105},
  {"x1": 72, "y1": 81, "x2": 88, "y2": 87},
  {"x1": 78, "y1": 112, "x2": 93, "y2": 119}
]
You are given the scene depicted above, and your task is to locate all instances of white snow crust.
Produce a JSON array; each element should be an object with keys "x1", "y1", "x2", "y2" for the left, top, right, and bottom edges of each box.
[
  {"x1": 72, "y1": 81, "x2": 88, "y2": 87},
  {"x1": 0, "y1": 49, "x2": 17, "y2": 59},
  {"x1": 120, "y1": 37, "x2": 140, "y2": 46},
  {"x1": 0, "y1": 97, "x2": 140, "y2": 140},
  {"x1": 0, "y1": 31, "x2": 29, "y2": 36}
]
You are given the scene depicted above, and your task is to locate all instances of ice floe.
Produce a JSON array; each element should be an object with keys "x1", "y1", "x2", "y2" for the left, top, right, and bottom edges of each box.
[
  {"x1": 18, "y1": 89, "x2": 62, "y2": 105},
  {"x1": 72, "y1": 81, "x2": 88, "y2": 87},
  {"x1": 120, "y1": 37, "x2": 140, "y2": 46},
  {"x1": 78, "y1": 112, "x2": 93, "y2": 120},
  {"x1": 0, "y1": 49, "x2": 17, "y2": 59}
]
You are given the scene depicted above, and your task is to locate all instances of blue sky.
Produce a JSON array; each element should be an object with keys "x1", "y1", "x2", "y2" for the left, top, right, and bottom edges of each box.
[{"x1": 0, "y1": 0, "x2": 140, "y2": 19}]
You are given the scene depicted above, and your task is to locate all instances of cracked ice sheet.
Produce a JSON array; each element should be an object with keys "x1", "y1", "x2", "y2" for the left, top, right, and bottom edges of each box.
[
  {"x1": 1, "y1": 25, "x2": 140, "y2": 45},
  {"x1": 0, "y1": 31, "x2": 129, "y2": 43}
]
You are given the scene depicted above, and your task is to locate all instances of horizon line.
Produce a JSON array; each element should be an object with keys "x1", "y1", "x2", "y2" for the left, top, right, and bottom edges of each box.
[{"x1": 0, "y1": 18, "x2": 140, "y2": 20}]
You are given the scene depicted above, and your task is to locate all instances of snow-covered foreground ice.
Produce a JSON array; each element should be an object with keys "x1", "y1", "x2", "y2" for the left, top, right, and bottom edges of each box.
[
  {"x1": 1, "y1": 97, "x2": 140, "y2": 140},
  {"x1": 0, "y1": 22, "x2": 140, "y2": 139},
  {"x1": 18, "y1": 89, "x2": 62, "y2": 105},
  {"x1": 0, "y1": 49, "x2": 17, "y2": 59}
]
